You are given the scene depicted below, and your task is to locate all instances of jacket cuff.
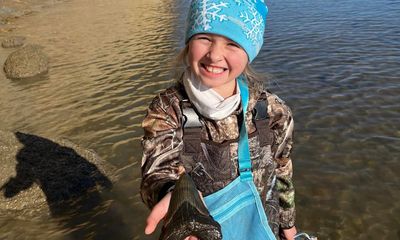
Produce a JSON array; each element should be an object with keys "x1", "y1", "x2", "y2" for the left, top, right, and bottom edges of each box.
[{"x1": 279, "y1": 207, "x2": 296, "y2": 229}]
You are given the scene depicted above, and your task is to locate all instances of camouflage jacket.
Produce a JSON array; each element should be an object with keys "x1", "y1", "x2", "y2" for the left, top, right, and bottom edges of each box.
[{"x1": 140, "y1": 80, "x2": 296, "y2": 231}]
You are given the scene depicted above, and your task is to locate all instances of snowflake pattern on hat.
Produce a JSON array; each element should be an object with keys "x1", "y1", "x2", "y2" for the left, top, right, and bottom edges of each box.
[
  {"x1": 239, "y1": 1, "x2": 264, "y2": 49},
  {"x1": 189, "y1": 1, "x2": 229, "y2": 31},
  {"x1": 234, "y1": 0, "x2": 265, "y2": 5}
]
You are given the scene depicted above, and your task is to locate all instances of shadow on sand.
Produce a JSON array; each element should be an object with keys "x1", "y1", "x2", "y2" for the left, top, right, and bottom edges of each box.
[{"x1": 0, "y1": 132, "x2": 133, "y2": 239}]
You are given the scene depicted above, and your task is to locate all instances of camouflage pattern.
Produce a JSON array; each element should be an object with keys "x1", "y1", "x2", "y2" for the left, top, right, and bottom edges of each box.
[{"x1": 140, "y1": 80, "x2": 296, "y2": 233}]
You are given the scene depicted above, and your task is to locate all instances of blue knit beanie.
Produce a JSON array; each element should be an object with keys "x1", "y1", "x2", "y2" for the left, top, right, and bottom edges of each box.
[{"x1": 185, "y1": 0, "x2": 268, "y2": 62}]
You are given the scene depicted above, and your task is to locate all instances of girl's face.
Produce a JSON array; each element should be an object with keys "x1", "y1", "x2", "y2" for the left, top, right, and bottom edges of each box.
[{"x1": 188, "y1": 33, "x2": 248, "y2": 98}]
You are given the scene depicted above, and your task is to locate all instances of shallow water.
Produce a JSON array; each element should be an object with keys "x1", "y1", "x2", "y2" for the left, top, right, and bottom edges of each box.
[{"x1": 0, "y1": 0, "x2": 399, "y2": 239}]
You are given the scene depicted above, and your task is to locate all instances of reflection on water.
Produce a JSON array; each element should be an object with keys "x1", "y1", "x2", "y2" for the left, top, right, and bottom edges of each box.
[
  {"x1": 0, "y1": 0, "x2": 399, "y2": 239},
  {"x1": 260, "y1": 1, "x2": 400, "y2": 239}
]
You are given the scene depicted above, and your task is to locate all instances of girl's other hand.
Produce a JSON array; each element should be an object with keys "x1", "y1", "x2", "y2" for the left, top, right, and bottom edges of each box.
[{"x1": 282, "y1": 226, "x2": 297, "y2": 240}]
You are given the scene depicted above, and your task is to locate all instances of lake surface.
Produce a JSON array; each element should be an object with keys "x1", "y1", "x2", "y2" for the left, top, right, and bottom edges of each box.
[{"x1": 0, "y1": 0, "x2": 399, "y2": 239}]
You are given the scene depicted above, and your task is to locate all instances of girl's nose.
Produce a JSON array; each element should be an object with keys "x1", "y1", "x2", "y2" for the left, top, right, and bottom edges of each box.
[{"x1": 207, "y1": 43, "x2": 223, "y2": 62}]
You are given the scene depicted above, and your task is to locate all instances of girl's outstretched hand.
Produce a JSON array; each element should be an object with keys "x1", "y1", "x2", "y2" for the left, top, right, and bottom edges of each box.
[{"x1": 144, "y1": 192, "x2": 199, "y2": 240}]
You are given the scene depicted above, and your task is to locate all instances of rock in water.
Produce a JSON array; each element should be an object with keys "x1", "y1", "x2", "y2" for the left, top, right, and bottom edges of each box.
[
  {"x1": 3, "y1": 44, "x2": 49, "y2": 79},
  {"x1": 0, "y1": 130, "x2": 118, "y2": 218},
  {"x1": 1, "y1": 36, "x2": 26, "y2": 48}
]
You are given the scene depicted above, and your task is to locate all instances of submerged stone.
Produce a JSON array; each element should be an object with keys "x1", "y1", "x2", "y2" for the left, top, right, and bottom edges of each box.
[
  {"x1": 1, "y1": 36, "x2": 26, "y2": 48},
  {"x1": 3, "y1": 44, "x2": 49, "y2": 79}
]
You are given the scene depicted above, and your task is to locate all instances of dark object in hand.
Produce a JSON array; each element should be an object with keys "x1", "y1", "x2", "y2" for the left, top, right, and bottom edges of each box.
[{"x1": 159, "y1": 173, "x2": 222, "y2": 240}]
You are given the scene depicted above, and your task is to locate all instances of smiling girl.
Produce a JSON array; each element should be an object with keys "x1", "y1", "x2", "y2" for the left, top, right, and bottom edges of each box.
[{"x1": 140, "y1": 1, "x2": 297, "y2": 239}]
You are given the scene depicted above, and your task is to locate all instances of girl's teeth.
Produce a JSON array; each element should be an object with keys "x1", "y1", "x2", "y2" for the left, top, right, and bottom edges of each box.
[{"x1": 206, "y1": 65, "x2": 224, "y2": 74}]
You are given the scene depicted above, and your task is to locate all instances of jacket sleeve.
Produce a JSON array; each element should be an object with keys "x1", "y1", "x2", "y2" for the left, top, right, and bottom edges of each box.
[
  {"x1": 268, "y1": 94, "x2": 296, "y2": 229},
  {"x1": 140, "y1": 91, "x2": 184, "y2": 209}
]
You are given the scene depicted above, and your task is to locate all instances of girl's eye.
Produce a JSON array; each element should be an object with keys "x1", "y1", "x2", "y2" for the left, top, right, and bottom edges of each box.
[
  {"x1": 196, "y1": 36, "x2": 211, "y2": 41},
  {"x1": 228, "y1": 42, "x2": 240, "y2": 48}
]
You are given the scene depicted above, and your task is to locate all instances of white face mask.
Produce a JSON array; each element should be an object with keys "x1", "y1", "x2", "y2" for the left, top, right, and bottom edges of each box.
[{"x1": 183, "y1": 69, "x2": 241, "y2": 121}]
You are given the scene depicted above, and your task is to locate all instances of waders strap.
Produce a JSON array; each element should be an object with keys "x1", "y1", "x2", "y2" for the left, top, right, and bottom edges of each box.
[
  {"x1": 181, "y1": 99, "x2": 202, "y2": 154},
  {"x1": 253, "y1": 92, "x2": 274, "y2": 146},
  {"x1": 182, "y1": 99, "x2": 202, "y2": 128}
]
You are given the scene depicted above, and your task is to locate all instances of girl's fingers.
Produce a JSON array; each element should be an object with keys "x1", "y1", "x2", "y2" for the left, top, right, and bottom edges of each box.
[
  {"x1": 185, "y1": 237, "x2": 198, "y2": 240},
  {"x1": 144, "y1": 213, "x2": 158, "y2": 234},
  {"x1": 144, "y1": 192, "x2": 172, "y2": 235}
]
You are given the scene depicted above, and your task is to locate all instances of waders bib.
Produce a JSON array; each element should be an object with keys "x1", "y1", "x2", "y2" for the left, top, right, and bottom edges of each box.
[{"x1": 203, "y1": 78, "x2": 276, "y2": 240}]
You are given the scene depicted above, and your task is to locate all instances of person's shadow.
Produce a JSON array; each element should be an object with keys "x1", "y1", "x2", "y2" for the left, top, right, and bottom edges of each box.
[{"x1": 0, "y1": 132, "x2": 132, "y2": 239}]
